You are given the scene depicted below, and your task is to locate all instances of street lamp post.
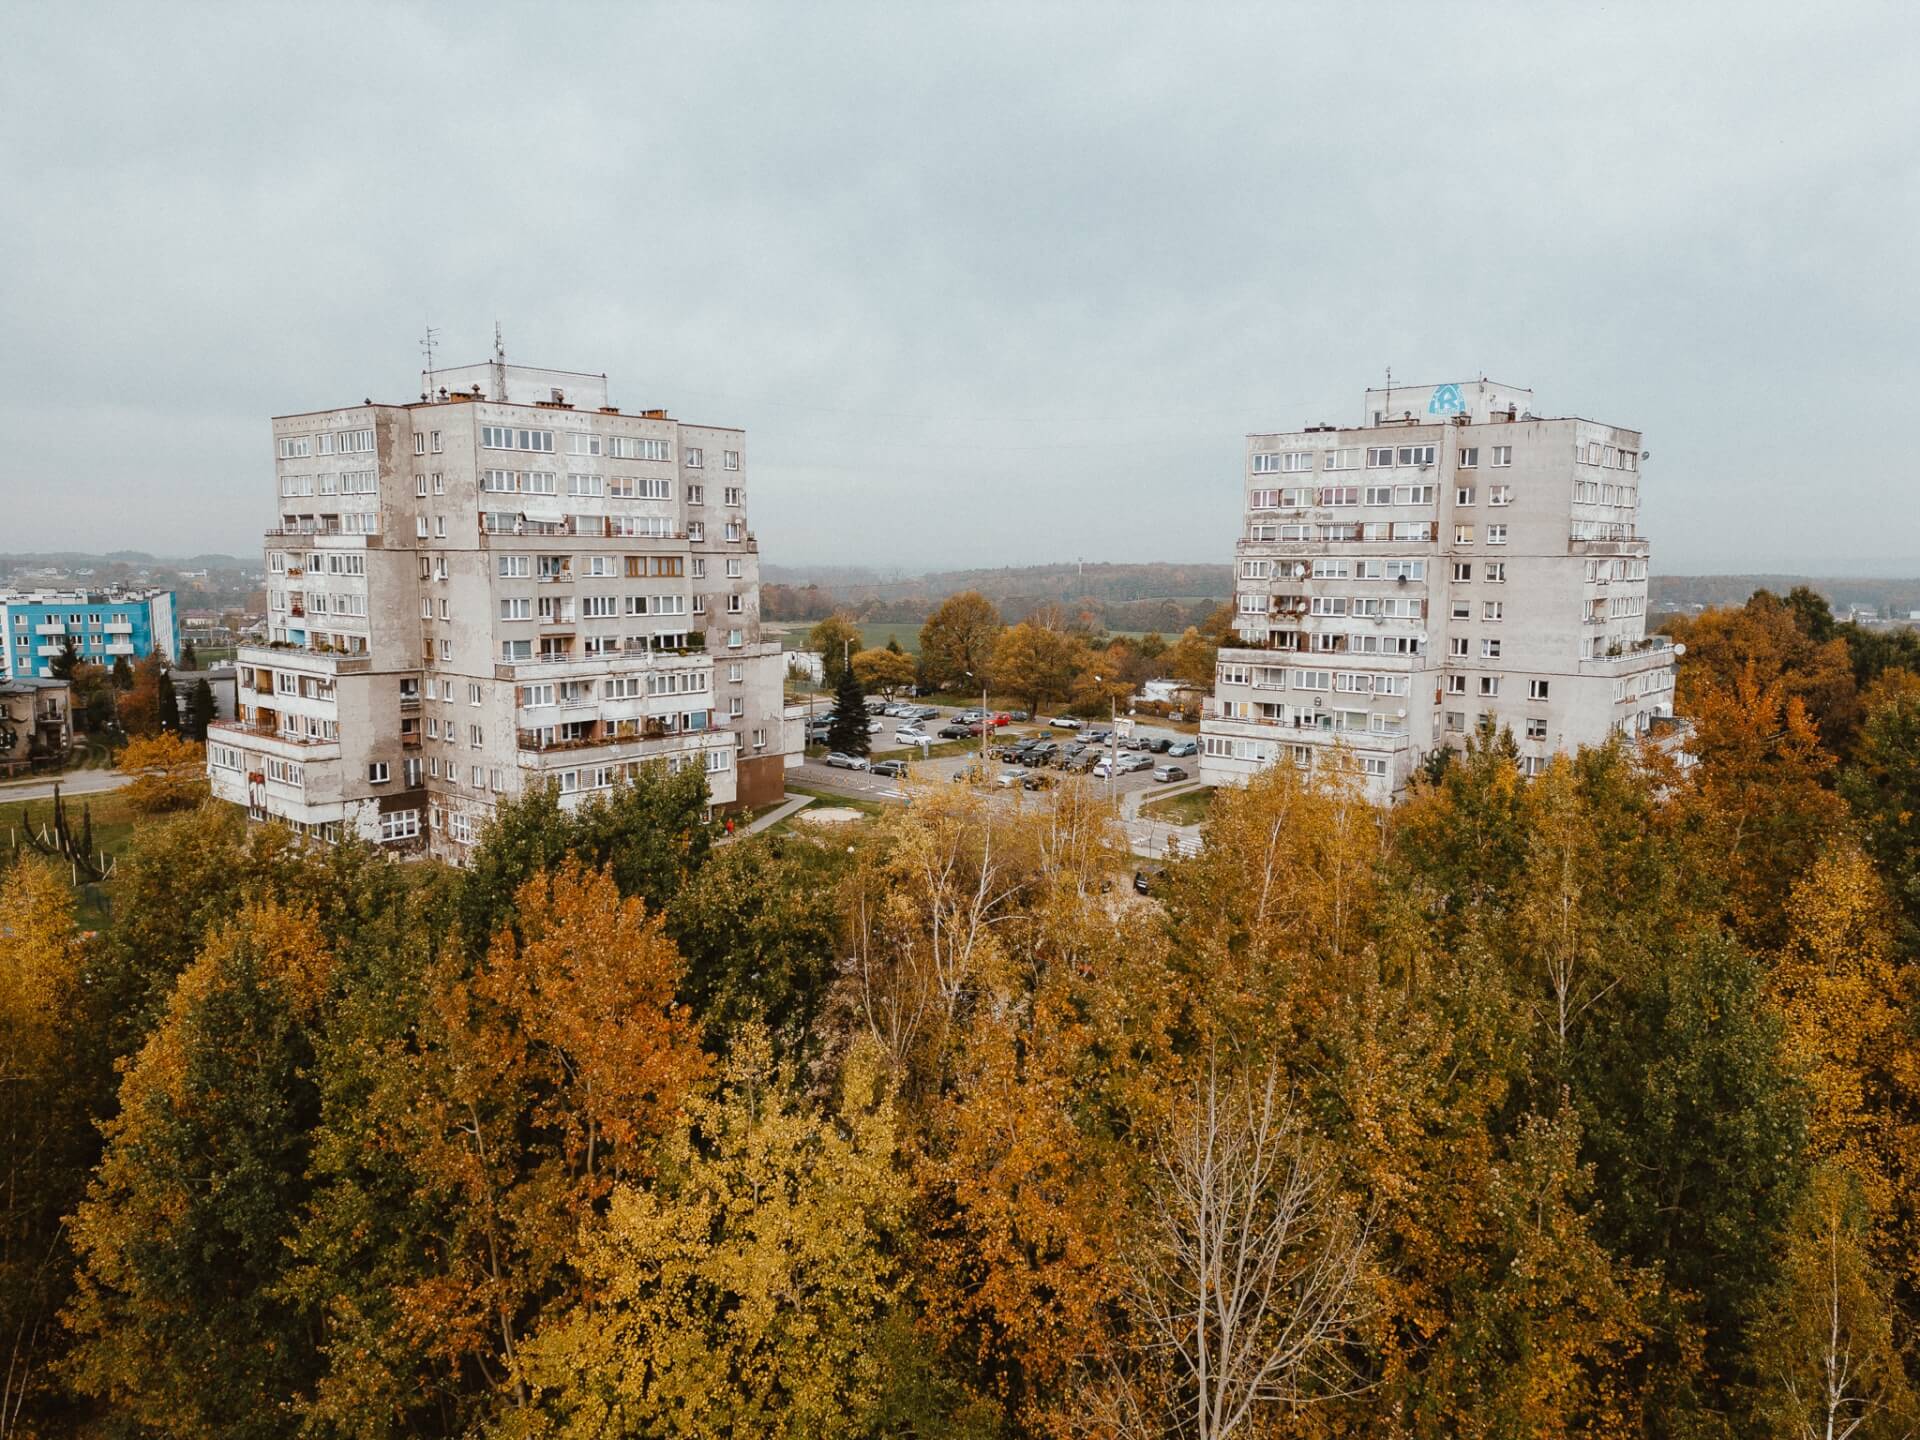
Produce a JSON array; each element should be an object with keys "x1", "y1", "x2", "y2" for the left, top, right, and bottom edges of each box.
[{"x1": 1095, "y1": 674, "x2": 1118, "y2": 809}]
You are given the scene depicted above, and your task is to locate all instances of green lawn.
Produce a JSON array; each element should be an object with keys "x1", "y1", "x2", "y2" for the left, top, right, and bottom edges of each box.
[
  {"x1": 1138, "y1": 786, "x2": 1215, "y2": 827},
  {"x1": 1, "y1": 787, "x2": 145, "y2": 931},
  {"x1": 781, "y1": 784, "x2": 888, "y2": 819}
]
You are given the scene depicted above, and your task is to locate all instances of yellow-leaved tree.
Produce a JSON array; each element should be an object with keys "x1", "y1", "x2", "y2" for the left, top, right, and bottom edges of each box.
[
  {"x1": 0, "y1": 857, "x2": 93, "y2": 1437},
  {"x1": 515, "y1": 1027, "x2": 906, "y2": 1438},
  {"x1": 116, "y1": 730, "x2": 208, "y2": 814}
]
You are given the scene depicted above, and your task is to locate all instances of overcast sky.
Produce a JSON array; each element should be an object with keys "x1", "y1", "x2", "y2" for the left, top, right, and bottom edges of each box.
[{"x1": 2, "y1": 2, "x2": 1915, "y2": 575}]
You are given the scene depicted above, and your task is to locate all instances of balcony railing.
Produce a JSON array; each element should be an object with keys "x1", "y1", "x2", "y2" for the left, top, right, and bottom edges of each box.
[{"x1": 209, "y1": 719, "x2": 341, "y2": 748}]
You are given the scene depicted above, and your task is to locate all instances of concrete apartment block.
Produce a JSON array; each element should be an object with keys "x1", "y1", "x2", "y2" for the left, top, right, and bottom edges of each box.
[
  {"x1": 1198, "y1": 378, "x2": 1679, "y2": 803},
  {"x1": 0, "y1": 589, "x2": 179, "y2": 679},
  {"x1": 206, "y1": 355, "x2": 795, "y2": 862}
]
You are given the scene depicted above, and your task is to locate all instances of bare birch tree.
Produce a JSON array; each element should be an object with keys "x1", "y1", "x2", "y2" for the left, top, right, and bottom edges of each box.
[{"x1": 1113, "y1": 1057, "x2": 1371, "y2": 1440}]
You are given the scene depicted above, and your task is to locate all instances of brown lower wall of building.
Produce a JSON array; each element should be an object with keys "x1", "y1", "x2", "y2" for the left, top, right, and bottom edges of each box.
[{"x1": 729, "y1": 753, "x2": 785, "y2": 812}]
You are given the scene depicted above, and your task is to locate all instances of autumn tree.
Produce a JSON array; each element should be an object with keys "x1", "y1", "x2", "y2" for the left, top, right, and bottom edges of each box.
[
  {"x1": 116, "y1": 652, "x2": 173, "y2": 737},
  {"x1": 852, "y1": 644, "x2": 916, "y2": 699},
  {"x1": 808, "y1": 613, "x2": 863, "y2": 690},
  {"x1": 116, "y1": 730, "x2": 209, "y2": 813},
  {"x1": 1840, "y1": 681, "x2": 1920, "y2": 934},
  {"x1": 1163, "y1": 625, "x2": 1219, "y2": 692},
  {"x1": 289, "y1": 863, "x2": 702, "y2": 1431},
  {"x1": 989, "y1": 621, "x2": 1086, "y2": 719},
  {"x1": 918, "y1": 590, "x2": 1003, "y2": 693},
  {"x1": 1667, "y1": 589, "x2": 1861, "y2": 755},
  {"x1": 64, "y1": 904, "x2": 334, "y2": 1437},
  {"x1": 1677, "y1": 662, "x2": 1848, "y2": 951},
  {"x1": 518, "y1": 1028, "x2": 906, "y2": 1438},
  {"x1": 0, "y1": 858, "x2": 97, "y2": 1437}
]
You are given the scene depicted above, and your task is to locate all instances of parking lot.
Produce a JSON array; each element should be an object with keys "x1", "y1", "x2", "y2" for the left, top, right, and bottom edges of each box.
[{"x1": 792, "y1": 697, "x2": 1201, "y2": 807}]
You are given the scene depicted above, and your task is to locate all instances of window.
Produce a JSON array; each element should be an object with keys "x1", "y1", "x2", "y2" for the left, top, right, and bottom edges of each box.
[
  {"x1": 278, "y1": 436, "x2": 312, "y2": 459},
  {"x1": 568, "y1": 432, "x2": 602, "y2": 456},
  {"x1": 1528, "y1": 679, "x2": 1550, "y2": 701},
  {"x1": 1449, "y1": 637, "x2": 1470, "y2": 658},
  {"x1": 415, "y1": 516, "x2": 429, "y2": 538},
  {"x1": 726, "y1": 594, "x2": 743, "y2": 613},
  {"x1": 1396, "y1": 445, "x2": 1436, "y2": 466},
  {"x1": 1526, "y1": 717, "x2": 1548, "y2": 740},
  {"x1": 1485, "y1": 561, "x2": 1507, "y2": 582},
  {"x1": 481, "y1": 426, "x2": 555, "y2": 452},
  {"x1": 1446, "y1": 675, "x2": 1467, "y2": 695},
  {"x1": 1362, "y1": 485, "x2": 1393, "y2": 506},
  {"x1": 568, "y1": 473, "x2": 604, "y2": 497},
  {"x1": 1366, "y1": 447, "x2": 1394, "y2": 468},
  {"x1": 608, "y1": 436, "x2": 670, "y2": 461},
  {"x1": 1486, "y1": 524, "x2": 1508, "y2": 545},
  {"x1": 1456, "y1": 487, "x2": 1474, "y2": 506},
  {"x1": 500, "y1": 597, "x2": 531, "y2": 621},
  {"x1": 688, "y1": 522, "x2": 704, "y2": 542},
  {"x1": 1361, "y1": 756, "x2": 1389, "y2": 777},
  {"x1": 468, "y1": 683, "x2": 482, "y2": 706},
  {"x1": 1458, "y1": 447, "x2": 1478, "y2": 468},
  {"x1": 379, "y1": 810, "x2": 420, "y2": 842},
  {"x1": 1488, "y1": 484, "x2": 1512, "y2": 506},
  {"x1": 1483, "y1": 601, "x2": 1504, "y2": 621},
  {"x1": 727, "y1": 629, "x2": 743, "y2": 648},
  {"x1": 1443, "y1": 710, "x2": 1466, "y2": 732},
  {"x1": 449, "y1": 813, "x2": 474, "y2": 844},
  {"x1": 725, "y1": 558, "x2": 742, "y2": 578},
  {"x1": 685, "y1": 446, "x2": 704, "y2": 467},
  {"x1": 468, "y1": 723, "x2": 483, "y2": 748},
  {"x1": 368, "y1": 762, "x2": 390, "y2": 784},
  {"x1": 1450, "y1": 600, "x2": 1472, "y2": 620},
  {"x1": 433, "y1": 516, "x2": 447, "y2": 538},
  {"x1": 431, "y1": 430, "x2": 442, "y2": 453},
  {"x1": 1452, "y1": 562, "x2": 1472, "y2": 581},
  {"x1": 1491, "y1": 445, "x2": 1513, "y2": 467},
  {"x1": 414, "y1": 432, "x2": 427, "y2": 455},
  {"x1": 686, "y1": 482, "x2": 705, "y2": 504},
  {"x1": 1251, "y1": 453, "x2": 1282, "y2": 474},
  {"x1": 1479, "y1": 676, "x2": 1501, "y2": 696},
  {"x1": 723, "y1": 450, "x2": 740, "y2": 470},
  {"x1": 1454, "y1": 524, "x2": 1475, "y2": 544},
  {"x1": 724, "y1": 487, "x2": 743, "y2": 506},
  {"x1": 502, "y1": 639, "x2": 532, "y2": 661},
  {"x1": 1481, "y1": 638, "x2": 1501, "y2": 658}
]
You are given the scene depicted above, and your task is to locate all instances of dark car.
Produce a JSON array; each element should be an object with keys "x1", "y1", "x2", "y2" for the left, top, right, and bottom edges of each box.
[
  {"x1": 1146, "y1": 737, "x2": 1173, "y2": 754},
  {"x1": 1022, "y1": 771, "x2": 1055, "y2": 791},
  {"x1": 937, "y1": 724, "x2": 970, "y2": 739},
  {"x1": 1133, "y1": 864, "x2": 1166, "y2": 895},
  {"x1": 913, "y1": 706, "x2": 940, "y2": 721},
  {"x1": 1024, "y1": 742, "x2": 1060, "y2": 764},
  {"x1": 1167, "y1": 740, "x2": 1199, "y2": 757},
  {"x1": 871, "y1": 759, "x2": 907, "y2": 779},
  {"x1": 1007, "y1": 710, "x2": 1031, "y2": 722},
  {"x1": 995, "y1": 744, "x2": 1026, "y2": 762}
]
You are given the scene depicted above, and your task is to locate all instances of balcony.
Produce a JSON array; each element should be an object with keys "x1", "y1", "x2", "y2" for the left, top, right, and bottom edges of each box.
[
  {"x1": 33, "y1": 622, "x2": 65, "y2": 636},
  {"x1": 208, "y1": 718, "x2": 342, "y2": 754},
  {"x1": 103, "y1": 620, "x2": 133, "y2": 634},
  {"x1": 243, "y1": 642, "x2": 372, "y2": 673},
  {"x1": 399, "y1": 695, "x2": 421, "y2": 712}
]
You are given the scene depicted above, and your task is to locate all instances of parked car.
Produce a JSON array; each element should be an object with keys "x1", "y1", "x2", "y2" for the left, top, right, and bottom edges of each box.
[
  {"x1": 1133, "y1": 865, "x2": 1165, "y2": 895},
  {"x1": 1118, "y1": 752, "x2": 1154, "y2": 774},
  {"x1": 1152, "y1": 764, "x2": 1188, "y2": 783},
  {"x1": 1167, "y1": 740, "x2": 1198, "y2": 757},
  {"x1": 956, "y1": 710, "x2": 986, "y2": 724},
  {"x1": 1091, "y1": 756, "x2": 1117, "y2": 779},
  {"x1": 1083, "y1": 729, "x2": 1112, "y2": 745},
  {"x1": 991, "y1": 712, "x2": 1012, "y2": 726},
  {"x1": 871, "y1": 759, "x2": 907, "y2": 779},
  {"x1": 912, "y1": 706, "x2": 940, "y2": 721},
  {"x1": 1048, "y1": 716, "x2": 1083, "y2": 730},
  {"x1": 884, "y1": 702, "x2": 914, "y2": 718},
  {"x1": 951, "y1": 763, "x2": 987, "y2": 784},
  {"x1": 1066, "y1": 749, "x2": 1102, "y2": 773},
  {"x1": 1006, "y1": 710, "x2": 1031, "y2": 722},
  {"x1": 894, "y1": 726, "x2": 930, "y2": 742},
  {"x1": 994, "y1": 744, "x2": 1026, "y2": 762},
  {"x1": 867, "y1": 717, "x2": 888, "y2": 733},
  {"x1": 825, "y1": 752, "x2": 869, "y2": 771},
  {"x1": 1022, "y1": 771, "x2": 1055, "y2": 791},
  {"x1": 865, "y1": 698, "x2": 889, "y2": 714},
  {"x1": 1024, "y1": 742, "x2": 1060, "y2": 763},
  {"x1": 937, "y1": 724, "x2": 971, "y2": 739},
  {"x1": 1146, "y1": 737, "x2": 1173, "y2": 754},
  {"x1": 995, "y1": 767, "x2": 1030, "y2": 788}
]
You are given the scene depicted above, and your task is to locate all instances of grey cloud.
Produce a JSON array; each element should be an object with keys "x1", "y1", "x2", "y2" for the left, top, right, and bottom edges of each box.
[{"x1": 1, "y1": 1, "x2": 1915, "y2": 573}]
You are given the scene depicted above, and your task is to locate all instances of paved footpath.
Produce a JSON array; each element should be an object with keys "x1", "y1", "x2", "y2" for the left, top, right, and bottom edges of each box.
[{"x1": 0, "y1": 769, "x2": 131, "y2": 804}]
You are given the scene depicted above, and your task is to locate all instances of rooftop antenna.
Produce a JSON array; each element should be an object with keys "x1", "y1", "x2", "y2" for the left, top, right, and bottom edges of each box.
[
  {"x1": 420, "y1": 321, "x2": 440, "y2": 399},
  {"x1": 490, "y1": 321, "x2": 507, "y2": 402}
]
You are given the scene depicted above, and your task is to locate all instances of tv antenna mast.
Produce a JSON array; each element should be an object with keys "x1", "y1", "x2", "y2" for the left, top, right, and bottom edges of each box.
[{"x1": 420, "y1": 322, "x2": 440, "y2": 398}]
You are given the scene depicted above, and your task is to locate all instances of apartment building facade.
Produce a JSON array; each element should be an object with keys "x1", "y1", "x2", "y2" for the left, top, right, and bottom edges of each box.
[
  {"x1": 205, "y1": 357, "x2": 794, "y2": 862},
  {"x1": 1, "y1": 589, "x2": 179, "y2": 680},
  {"x1": 1199, "y1": 378, "x2": 1678, "y2": 803}
]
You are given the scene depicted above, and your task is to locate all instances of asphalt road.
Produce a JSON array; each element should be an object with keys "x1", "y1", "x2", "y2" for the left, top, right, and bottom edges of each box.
[{"x1": 0, "y1": 768, "x2": 132, "y2": 804}]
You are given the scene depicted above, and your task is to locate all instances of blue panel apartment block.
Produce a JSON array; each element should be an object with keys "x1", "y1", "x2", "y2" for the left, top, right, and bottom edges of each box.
[{"x1": 0, "y1": 590, "x2": 180, "y2": 680}]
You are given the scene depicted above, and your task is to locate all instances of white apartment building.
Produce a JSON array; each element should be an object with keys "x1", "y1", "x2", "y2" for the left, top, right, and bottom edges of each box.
[
  {"x1": 206, "y1": 355, "x2": 795, "y2": 862},
  {"x1": 1199, "y1": 379, "x2": 1678, "y2": 803}
]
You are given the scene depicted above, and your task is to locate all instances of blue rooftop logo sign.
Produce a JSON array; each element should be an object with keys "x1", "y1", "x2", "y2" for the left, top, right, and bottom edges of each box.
[{"x1": 1428, "y1": 383, "x2": 1466, "y2": 416}]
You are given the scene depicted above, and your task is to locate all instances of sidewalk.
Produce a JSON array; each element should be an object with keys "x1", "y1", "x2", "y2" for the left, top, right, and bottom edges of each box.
[{"x1": 732, "y1": 793, "x2": 813, "y2": 838}]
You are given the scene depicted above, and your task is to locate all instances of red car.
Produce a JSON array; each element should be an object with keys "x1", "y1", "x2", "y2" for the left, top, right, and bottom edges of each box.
[{"x1": 991, "y1": 712, "x2": 1012, "y2": 727}]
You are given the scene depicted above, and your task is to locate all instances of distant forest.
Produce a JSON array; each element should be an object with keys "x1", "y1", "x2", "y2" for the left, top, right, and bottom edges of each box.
[{"x1": 764, "y1": 562, "x2": 1920, "y2": 632}]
